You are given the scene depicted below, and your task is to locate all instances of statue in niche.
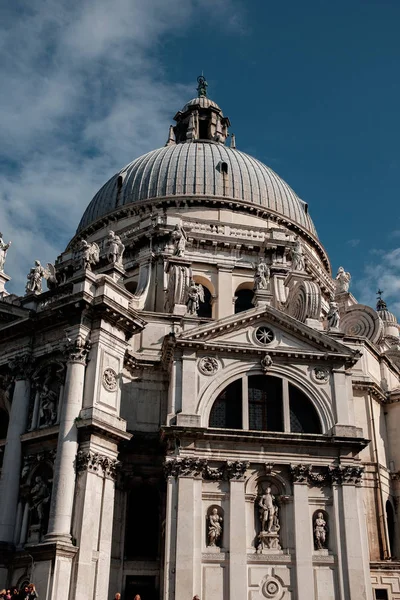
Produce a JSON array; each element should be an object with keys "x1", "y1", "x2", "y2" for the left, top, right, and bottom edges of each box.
[
  {"x1": 186, "y1": 279, "x2": 204, "y2": 315},
  {"x1": 30, "y1": 475, "x2": 50, "y2": 527},
  {"x1": 106, "y1": 230, "x2": 125, "y2": 265},
  {"x1": 335, "y1": 266, "x2": 351, "y2": 294},
  {"x1": 80, "y1": 239, "x2": 100, "y2": 271},
  {"x1": 253, "y1": 258, "x2": 270, "y2": 291},
  {"x1": 33, "y1": 364, "x2": 63, "y2": 429},
  {"x1": 314, "y1": 512, "x2": 328, "y2": 550},
  {"x1": 207, "y1": 507, "x2": 223, "y2": 547},
  {"x1": 290, "y1": 236, "x2": 305, "y2": 272},
  {"x1": 257, "y1": 485, "x2": 281, "y2": 552},
  {"x1": 327, "y1": 297, "x2": 340, "y2": 330},
  {"x1": 0, "y1": 233, "x2": 11, "y2": 272},
  {"x1": 172, "y1": 224, "x2": 187, "y2": 257}
]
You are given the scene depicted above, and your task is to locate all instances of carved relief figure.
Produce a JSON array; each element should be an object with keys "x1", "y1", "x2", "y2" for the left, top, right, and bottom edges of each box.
[
  {"x1": 0, "y1": 233, "x2": 11, "y2": 272},
  {"x1": 172, "y1": 224, "x2": 187, "y2": 257},
  {"x1": 30, "y1": 475, "x2": 50, "y2": 526},
  {"x1": 207, "y1": 508, "x2": 223, "y2": 547},
  {"x1": 253, "y1": 258, "x2": 270, "y2": 291},
  {"x1": 186, "y1": 279, "x2": 204, "y2": 315},
  {"x1": 327, "y1": 298, "x2": 340, "y2": 330},
  {"x1": 25, "y1": 260, "x2": 46, "y2": 294},
  {"x1": 80, "y1": 239, "x2": 100, "y2": 270},
  {"x1": 107, "y1": 230, "x2": 125, "y2": 264},
  {"x1": 335, "y1": 266, "x2": 351, "y2": 294},
  {"x1": 290, "y1": 236, "x2": 305, "y2": 271},
  {"x1": 314, "y1": 511, "x2": 328, "y2": 550},
  {"x1": 259, "y1": 487, "x2": 279, "y2": 533}
]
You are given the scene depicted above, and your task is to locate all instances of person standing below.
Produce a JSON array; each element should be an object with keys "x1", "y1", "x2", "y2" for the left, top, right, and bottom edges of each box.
[{"x1": 113, "y1": 594, "x2": 121, "y2": 600}]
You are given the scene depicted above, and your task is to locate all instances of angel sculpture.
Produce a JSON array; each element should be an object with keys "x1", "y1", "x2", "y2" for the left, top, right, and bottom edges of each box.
[
  {"x1": 44, "y1": 263, "x2": 57, "y2": 290},
  {"x1": 106, "y1": 230, "x2": 125, "y2": 265},
  {"x1": 186, "y1": 279, "x2": 204, "y2": 315},
  {"x1": 253, "y1": 258, "x2": 270, "y2": 291},
  {"x1": 172, "y1": 224, "x2": 187, "y2": 257},
  {"x1": 335, "y1": 266, "x2": 351, "y2": 294},
  {"x1": 25, "y1": 261, "x2": 58, "y2": 294},
  {"x1": 80, "y1": 240, "x2": 100, "y2": 271},
  {"x1": 290, "y1": 236, "x2": 305, "y2": 272}
]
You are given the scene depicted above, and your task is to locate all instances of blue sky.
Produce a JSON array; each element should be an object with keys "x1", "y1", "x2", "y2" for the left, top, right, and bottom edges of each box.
[{"x1": 1, "y1": 0, "x2": 400, "y2": 314}]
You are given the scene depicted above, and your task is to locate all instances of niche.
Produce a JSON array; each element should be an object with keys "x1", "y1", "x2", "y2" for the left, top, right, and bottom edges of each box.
[
  {"x1": 313, "y1": 509, "x2": 329, "y2": 551},
  {"x1": 255, "y1": 480, "x2": 282, "y2": 553},
  {"x1": 206, "y1": 505, "x2": 224, "y2": 549},
  {"x1": 25, "y1": 463, "x2": 53, "y2": 544}
]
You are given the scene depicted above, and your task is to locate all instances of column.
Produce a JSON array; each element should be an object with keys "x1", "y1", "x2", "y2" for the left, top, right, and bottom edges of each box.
[
  {"x1": 217, "y1": 266, "x2": 233, "y2": 319},
  {"x1": 229, "y1": 478, "x2": 247, "y2": 600},
  {"x1": 45, "y1": 337, "x2": 90, "y2": 543},
  {"x1": 163, "y1": 477, "x2": 177, "y2": 600},
  {"x1": 0, "y1": 354, "x2": 32, "y2": 542},
  {"x1": 175, "y1": 476, "x2": 196, "y2": 600},
  {"x1": 291, "y1": 465, "x2": 315, "y2": 600}
]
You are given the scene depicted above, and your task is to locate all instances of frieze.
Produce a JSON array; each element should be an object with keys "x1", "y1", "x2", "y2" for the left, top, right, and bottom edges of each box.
[
  {"x1": 247, "y1": 553, "x2": 292, "y2": 563},
  {"x1": 328, "y1": 465, "x2": 364, "y2": 485},
  {"x1": 290, "y1": 464, "x2": 313, "y2": 484},
  {"x1": 76, "y1": 450, "x2": 119, "y2": 480},
  {"x1": 164, "y1": 458, "x2": 250, "y2": 481},
  {"x1": 290, "y1": 463, "x2": 364, "y2": 486}
]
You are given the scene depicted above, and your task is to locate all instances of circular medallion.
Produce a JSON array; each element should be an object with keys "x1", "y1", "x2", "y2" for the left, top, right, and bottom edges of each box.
[
  {"x1": 198, "y1": 357, "x2": 219, "y2": 376},
  {"x1": 255, "y1": 326, "x2": 275, "y2": 345},
  {"x1": 312, "y1": 366, "x2": 330, "y2": 384},
  {"x1": 102, "y1": 367, "x2": 118, "y2": 392},
  {"x1": 262, "y1": 577, "x2": 281, "y2": 599}
]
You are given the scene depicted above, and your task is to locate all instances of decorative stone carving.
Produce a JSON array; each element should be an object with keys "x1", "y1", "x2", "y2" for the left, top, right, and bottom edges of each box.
[
  {"x1": 255, "y1": 326, "x2": 274, "y2": 345},
  {"x1": 290, "y1": 236, "x2": 305, "y2": 272},
  {"x1": 290, "y1": 464, "x2": 312, "y2": 484},
  {"x1": 328, "y1": 465, "x2": 364, "y2": 485},
  {"x1": 253, "y1": 258, "x2": 270, "y2": 290},
  {"x1": 335, "y1": 266, "x2": 351, "y2": 294},
  {"x1": 102, "y1": 367, "x2": 118, "y2": 392},
  {"x1": 9, "y1": 354, "x2": 35, "y2": 381},
  {"x1": 80, "y1": 239, "x2": 100, "y2": 271},
  {"x1": 312, "y1": 366, "x2": 330, "y2": 384},
  {"x1": 286, "y1": 280, "x2": 321, "y2": 323},
  {"x1": 76, "y1": 450, "x2": 119, "y2": 479},
  {"x1": 198, "y1": 356, "x2": 219, "y2": 376},
  {"x1": 186, "y1": 279, "x2": 205, "y2": 315},
  {"x1": 0, "y1": 233, "x2": 11, "y2": 272},
  {"x1": 37, "y1": 371, "x2": 58, "y2": 428},
  {"x1": 172, "y1": 224, "x2": 187, "y2": 257},
  {"x1": 262, "y1": 577, "x2": 282, "y2": 599},
  {"x1": 106, "y1": 230, "x2": 125, "y2": 265},
  {"x1": 257, "y1": 486, "x2": 281, "y2": 552},
  {"x1": 30, "y1": 475, "x2": 51, "y2": 527},
  {"x1": 225, "y1": 460, "x2": 249, "y2": 480},
  {"x1": 164, "y1": 459, "x2": 249, "y2": 481},
  {"x1": 341, "y1": 304, "x2": 384, "y2": 344},
  {"x1": 21, "y1": 449, "x2": 57, "y2": 482},
  {"x1": 207, "y1": 507, "x2": 223, "y2": 547},
  {"x1": 25, "y1": 260, "x2": 46, "y2": 294},
  {"x1": 261, "y1": 353, "x2": 273, "y2": 373},
  {"x1": 264, "y1": 463, "x2": 275, "y2": 475},
  {"x1": 165, "y1": 261, "x2": 191, "y2": 313},
  {"x1": 313, "y1": 511, "x2": 328, "y2": 550},
  {"x1": 64, "y1": 334, "x2": 91, "y2": 364},
  {"x1": 327, "y1": 298, "x2": 340, "y2": 330}
]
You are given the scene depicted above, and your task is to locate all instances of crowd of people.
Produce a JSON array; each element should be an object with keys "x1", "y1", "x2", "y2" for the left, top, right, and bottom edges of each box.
[{"x1": 0, "y1": 583, "x2": 38, "y2": 599}]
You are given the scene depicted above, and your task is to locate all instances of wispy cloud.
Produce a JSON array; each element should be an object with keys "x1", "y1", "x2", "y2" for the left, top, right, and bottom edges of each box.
[
  {"x1": 0, "y1": 0, "x2": 242, "y2": 294},
  {"x1": 354, "y1": 247, "x2": 400, "y2": 318},
  {"x1": 346, "y1": 238, "x2": 360, "y2": 248}
]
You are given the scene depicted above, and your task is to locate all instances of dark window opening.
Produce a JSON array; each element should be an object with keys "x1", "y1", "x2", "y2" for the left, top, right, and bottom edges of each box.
[
  {"x1": 199, "y1": 118, "x2": 209, "y2": 140},
  {"x1": 124, "y1": 485, "x2": 159, "y2": 559},
  {"x1": 248, "y1": 375, "x2": 283, "y2": 432},
  {"x1": 209, "y1": 379, "x2": 242, "y2": 429},
  {"x1": 125, "y1": 280, "x2": 138, "y2": 295},
  {"x1": 289, "y1": 383, "x2": 321, "y2": 433},
  {"x1": 174, "y1": 123, "x2": 188, "y2": 143},
  {"x1": 375, "y1": 590, "x2": 389, "y2": 600},
  {"x1": 221, "y1": 161, "x2": 228, "y2": 174},
  {"x1": 386, "y1": 500, "x2": 395, "y2": 557},
  {"x1": 235, "y1": 289, "x2": 254, "y2": 313},
  {"x1": 0, "y1": 409, "x2": 9, "y2": 439},
  {"x1": 197, "y1": 285, "x2": 212, "y2": 318}
]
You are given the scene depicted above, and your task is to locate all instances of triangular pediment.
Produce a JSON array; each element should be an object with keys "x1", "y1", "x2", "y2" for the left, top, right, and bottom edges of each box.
[{"x1": 177, "y1": 305, "x2": 357, "y2": 362}]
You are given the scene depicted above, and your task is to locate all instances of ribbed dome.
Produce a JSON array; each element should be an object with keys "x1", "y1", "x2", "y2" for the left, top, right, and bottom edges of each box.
[
  {"x1": 379, "y1": 309, "x2": 397, "y2": 324},
  {"x1": 77, "y1": 142, "x2": 317, "y2": 235},
  {"x1": 180, "y1": 96, "x2": 222, "y2": 113}
]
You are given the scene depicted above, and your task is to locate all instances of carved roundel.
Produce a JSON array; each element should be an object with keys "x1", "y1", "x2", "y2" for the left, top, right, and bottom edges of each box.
[
  {"x1": 198, "y1": 356, "x2": 219, "y2": 376},
  {"x1": 312, "y1": 366, "x2": 330, "y2": 384},
  {"x1": 341, "y1": 304, "x2": 383, "y2": 344},
  {"x1": 262, "y1": 577, "x2": 282, "y2": 599},
  {"x1": 102, "y1": 367, "x2": 118, "y2": 392},
  {"x1": 255, "y1": 326, "x2": 275, "y2": 346}
]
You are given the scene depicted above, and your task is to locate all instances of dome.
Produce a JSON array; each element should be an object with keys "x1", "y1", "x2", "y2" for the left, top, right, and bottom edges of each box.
[
  {"x1": 77, "y1": 142, "x2": 317, "y2": 235},
  {"x1": 179, "y1": 96, "x2": 222, "y2": 113}
]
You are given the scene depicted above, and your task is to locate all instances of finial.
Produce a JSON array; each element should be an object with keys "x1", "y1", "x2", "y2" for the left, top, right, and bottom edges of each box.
[
  {"x1": 376, "y1": 289, "x2": 388, "y2": 312},
  {"x1": 197, "y1": 74, "x2": 208, "y2": 98},
  {"x1": 230, "y1": 133, "x2": 236, "y2": 149},
  {"x1": 165, "y1": 124, "x2": 176, "y2": 146}
]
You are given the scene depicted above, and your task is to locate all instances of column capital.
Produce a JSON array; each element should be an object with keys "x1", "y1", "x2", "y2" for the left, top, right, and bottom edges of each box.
[
  {"x1": 164, "y1": 458, "x2": 250, "y2": 481},
  {"x1": 328, "y1": 464, "x2": 364, "y2": 486},
  {"x1": 290, "y1": 463, "x2": 313, "y2": 484},
  {"x1": 76, "y1": 450, "x2": 119, "y2": 480},
  {"x1": 64, "y1": 335, "x2": 91, "y2": 364},
  {"x1": 9, "y1": 353, "x2": 35, "y2": 381}
]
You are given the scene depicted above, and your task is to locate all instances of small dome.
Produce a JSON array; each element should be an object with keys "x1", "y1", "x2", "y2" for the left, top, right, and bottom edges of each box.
[
  {"x1": 379, "y1": 309, "x2": 397, "y2": 324},
  {"x1": 179, "y1": 96, "x2": 222, "y2": 113},
  {"x1": 77, "y1": 142, "x2": 317, "y2": 236}
]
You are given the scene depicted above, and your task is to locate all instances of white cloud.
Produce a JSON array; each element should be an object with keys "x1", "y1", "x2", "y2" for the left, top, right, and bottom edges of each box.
[
  {"x1": 0, "y1": 0, "x2": 242, "y2": 294},
  {"x1": 354, "y1": 248, "x2": 400, "y2": 319}
]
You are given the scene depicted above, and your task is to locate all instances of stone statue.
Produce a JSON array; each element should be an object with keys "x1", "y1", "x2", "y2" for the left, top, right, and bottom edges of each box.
[
  {"x1": 107, "y1": 230, "x2": 125, "y2": 265},
  {"x1": 172, "y1": 224, "x2": 187, "y2": 257},
  {"x1": 335, "y1": 266, "x2": 351, "y2": 294},
  {"x1": 327, "y1": 298, "x2": 340, "y2": 330},
  {"x1": 257, "y1": 486, "x2": 281, "y2": 552},
  {"x1": 186, "y1": 279, "x2": 204, "y2": 315},
  {"x1": 0, "y1": 233, "x2": 11, "y2": 272},
  {"x1": 80, "y1": 239, "x2": 100, "y2": 270},
  {"x1": 30, "y1": 475, "x2": 50, "y2": 526},
  {"x1": 291, "y1": 236, "x2": 305, "y2": 271},
  {"x1": 207, "y1": 508, "x2": 223, "y2": 547},
  {"x1": 38, "y1": 381, "x2": 58, "y2": 427},
  {"x1": 314, "y1": 512, "x2": 328, "y2": 550},
  {"x1": 26, "y1": 260, "x2": 46, "y2": 294},
  {"x1": 253, "y1": 258, "x2": 270, "y2": 291}
]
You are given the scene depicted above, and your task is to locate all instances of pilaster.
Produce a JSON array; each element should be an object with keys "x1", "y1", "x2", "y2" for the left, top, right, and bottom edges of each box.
[
  {"x1": 229, "y1": 475, "x2": 247, "y2": 600},
  {"x1": 216, "y1": 266, "x2": 233, "y2": 319}
]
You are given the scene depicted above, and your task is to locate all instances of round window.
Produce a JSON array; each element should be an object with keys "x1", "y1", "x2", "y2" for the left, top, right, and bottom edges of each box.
[{"x1": 255, "y1": 326, "x2": 274, "y2": 345}]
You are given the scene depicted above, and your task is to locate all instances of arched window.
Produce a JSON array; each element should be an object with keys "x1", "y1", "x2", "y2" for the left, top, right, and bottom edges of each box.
[
  {"x1": 386, "y1": 499, "x2": 395, "y2": 557},
  {"x1": 198, "y1": 285, "x2": 212, "y2": 318},
  {"x1": 209, "y1": 379, "x2": 242, "y2": 429},
  {"x1": 209, "y1": 375, "x2": 321, "y2": 434},
  {"x1": 235, "y1": 289, "x2": 254, "y2": 313}
]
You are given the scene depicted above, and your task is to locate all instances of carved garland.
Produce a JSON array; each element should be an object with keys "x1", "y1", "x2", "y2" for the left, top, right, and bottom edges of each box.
[
  {"x1": 164, "y1": 458, "x2": 250, "y2": 480},
  {"x1": 290, "y1": 463, "x2": 364, "y2": 486},
  {"x1": 76, "y1": 450, "x2": 119, "y2": 480}
]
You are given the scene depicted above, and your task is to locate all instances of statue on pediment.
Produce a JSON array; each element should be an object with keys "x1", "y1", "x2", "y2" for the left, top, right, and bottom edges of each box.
[
  {"x1": 0, "y1": 233, "x2": 11, "y2": 273},
  {"x1": 172, "y1": 224, "x2": 187, "y2": 257},
  {"x1": 253, "y1": 258, "x2": 270, "y2": 290},
  {"x1": 335, "y1": 266, "x2": 351, "y2": 294}
]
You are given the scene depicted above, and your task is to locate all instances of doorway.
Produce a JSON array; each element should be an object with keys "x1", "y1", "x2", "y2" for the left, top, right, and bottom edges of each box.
[{"x1": 125, "y1": 576, "x2": 157, "y2": 600}]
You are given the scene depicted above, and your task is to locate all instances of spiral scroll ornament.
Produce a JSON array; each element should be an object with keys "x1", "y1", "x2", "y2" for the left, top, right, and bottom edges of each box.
[
  {"x1": 341, "y1": 304, "x2": 383, "y2": 344},
  {"x1": 286, "y1": 280, "x2": 321, "y2": 323}
]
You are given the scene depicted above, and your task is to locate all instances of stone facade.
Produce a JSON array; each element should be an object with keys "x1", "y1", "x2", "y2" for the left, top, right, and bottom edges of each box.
[{"x1": 0, "y1": 81, "x2": 399, "y2": 600}]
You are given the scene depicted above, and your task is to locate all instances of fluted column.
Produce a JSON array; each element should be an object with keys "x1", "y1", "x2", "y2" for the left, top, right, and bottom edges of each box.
[
  {"x1": 45, "y1": 336, "x2": 90, "y2": 543},
  {"x1": 0, "y1": 354, "x2": 32, "y2": 542}
]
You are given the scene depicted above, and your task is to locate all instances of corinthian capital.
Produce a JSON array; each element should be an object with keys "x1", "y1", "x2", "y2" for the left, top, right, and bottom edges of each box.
[{"x1": 64, "y1": 335, "x2": 91, "y2": 364}]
